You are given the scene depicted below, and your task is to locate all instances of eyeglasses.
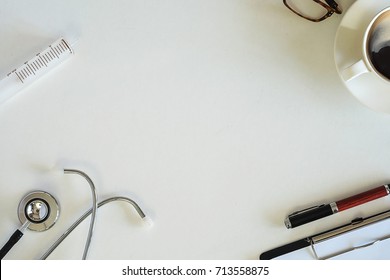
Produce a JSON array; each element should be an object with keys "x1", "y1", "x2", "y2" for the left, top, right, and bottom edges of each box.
[{"x1": 283, "y1": 0, "x2": 342, "y2": 22}]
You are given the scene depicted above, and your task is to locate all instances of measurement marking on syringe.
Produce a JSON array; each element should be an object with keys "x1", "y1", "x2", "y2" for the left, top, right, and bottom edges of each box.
[
  {"x1": 21, "y1": 69, "x2": 27, "y2": 77},
  {"x1": 50, "y1": 47, "x2": 59, "y2": 59},
  {"x1": 23, "y1": 69, "x2": 29, "y2": 78},
  {"x1": 49, "y1": 51, "x2": 55, "y2": 60},
  {"x1": 33, "y1": 61, "x2": 40, "y2": 70},
  {"x1": 19, "y1": 70, "x2": 25, "y2": 80},
  {"x1": 1, "y1": 38, "x2": 73, "y2": 88},
  {"x1": 26, "y1": 65, "x2": 33, "y2": 75},
  {"x1": 37, "y1": 56, "x2": 45, "y2": 67},
  {"x1": 30, "y1": 63, "x2": 36, "y2": 72},
  {"x1": 43, "y1": 54, "x2": 49, "y2": 63},
  {"x1": 36, "y1": 60, "x2": 41, "y2": 68},
  {"x1": 14, "y1": 71, "x2": 24, "y2": 83},
  {"x1": 51, "y1": 47, "x2": 58, "y2": 58},
  {"x1": 55, "y1": 46, "x2": 62, "y2": 55},
  {"x1": 62, "y1": 40, "x2": 72, "y2": 54},
  {"x1": 37, "y1": 58, "x2": 43, "y2": 68},
  {"x1": 38, "y1": 56, "x2": 47, "y2": 67},
  {"x1": 24, "y1": 65, "x2": 31, "y2": 76}
]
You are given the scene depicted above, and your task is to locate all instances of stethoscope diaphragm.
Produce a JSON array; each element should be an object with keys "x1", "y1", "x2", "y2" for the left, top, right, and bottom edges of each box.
[{"x1": 17, "y1": 191, "x2": 60, "y2": 232}]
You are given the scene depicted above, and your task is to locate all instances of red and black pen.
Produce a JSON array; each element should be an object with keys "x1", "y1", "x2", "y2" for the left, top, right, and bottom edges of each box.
[{"x1": 285, "y1": 184, "x2": 390, "y2": 229}]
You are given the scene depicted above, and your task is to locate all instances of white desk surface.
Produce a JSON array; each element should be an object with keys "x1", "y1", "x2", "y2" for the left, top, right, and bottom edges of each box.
[{"x1": 1, "y1": 0, "x2": 390, "y2": 260}]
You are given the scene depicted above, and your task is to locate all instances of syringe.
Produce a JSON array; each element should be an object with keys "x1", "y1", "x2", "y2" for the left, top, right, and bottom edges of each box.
[{"x1": 0, "y1": 38, "x2": 74, "y2": 105}]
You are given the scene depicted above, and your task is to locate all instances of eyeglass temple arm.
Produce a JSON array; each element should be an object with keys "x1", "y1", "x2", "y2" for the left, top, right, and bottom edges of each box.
[{"x1": 324, "y1": 0, "x2": 342, "y2": 14}]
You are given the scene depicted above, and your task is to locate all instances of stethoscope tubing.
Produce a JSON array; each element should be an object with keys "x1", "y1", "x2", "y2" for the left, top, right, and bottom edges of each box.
[
  {"x1": 40, "y1": 196, "x2": 146, "y2": 259},
  {"x1": 63, "y1": 169, "x2": 98, "y2": 260},
  {"x1": 0, "y1": 229, "x2": 24, "y2": 259}
]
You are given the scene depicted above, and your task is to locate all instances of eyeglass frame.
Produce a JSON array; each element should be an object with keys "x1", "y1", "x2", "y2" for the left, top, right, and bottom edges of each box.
[{"x1": 283, "y1": 0, "x2": 342, "y2": 22}]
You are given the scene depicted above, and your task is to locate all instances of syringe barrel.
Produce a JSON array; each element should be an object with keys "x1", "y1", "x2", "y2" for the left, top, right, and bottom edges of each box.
[{"x1": 0, "y1": 38, "x2": 73, "y2": 105}]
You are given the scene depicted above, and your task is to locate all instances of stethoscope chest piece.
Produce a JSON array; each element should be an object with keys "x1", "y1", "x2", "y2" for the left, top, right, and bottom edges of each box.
[{"x1": 18, "y1": 191, "x2": 60, "y2": 232}]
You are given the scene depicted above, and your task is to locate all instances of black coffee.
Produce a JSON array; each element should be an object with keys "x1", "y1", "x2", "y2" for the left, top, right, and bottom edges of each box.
[{"x1": 370, "y1": 45, "x2": 390, "y2": 80}]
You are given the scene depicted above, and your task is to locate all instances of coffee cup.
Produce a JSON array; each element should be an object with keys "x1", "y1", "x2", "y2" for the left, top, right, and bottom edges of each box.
[{"x1": 342, "y1": 7, "x2": 390, "y2": 83}]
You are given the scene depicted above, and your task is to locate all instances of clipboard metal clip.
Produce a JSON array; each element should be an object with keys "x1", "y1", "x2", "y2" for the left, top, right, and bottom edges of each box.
[{"x1": 309, "y1": 234, "x2": 390, "y2": 260}]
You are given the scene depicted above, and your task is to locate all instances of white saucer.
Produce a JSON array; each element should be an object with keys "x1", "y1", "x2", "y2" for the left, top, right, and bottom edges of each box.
[{"x1": 334, "y1": 0, "x2": 390, "y2": 113}]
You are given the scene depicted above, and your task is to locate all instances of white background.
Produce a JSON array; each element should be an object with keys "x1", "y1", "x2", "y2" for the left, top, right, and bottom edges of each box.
[{"x1": 0, "y1": 0, "x2": 390, "y2": 260}]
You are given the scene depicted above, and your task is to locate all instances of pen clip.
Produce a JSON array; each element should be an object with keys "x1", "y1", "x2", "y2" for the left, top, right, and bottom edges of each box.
[{"x1": 288, "y1": 204, "x2": 326, "y2": 218}]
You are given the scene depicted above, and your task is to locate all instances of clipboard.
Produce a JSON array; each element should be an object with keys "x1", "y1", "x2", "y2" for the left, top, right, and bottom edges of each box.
[{"x1": 260, "y1": 209, "x2": 390, "y2": 260}]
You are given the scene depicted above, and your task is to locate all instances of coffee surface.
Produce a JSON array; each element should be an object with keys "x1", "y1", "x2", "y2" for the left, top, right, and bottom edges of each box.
[
  {"x1": 369, "y1": 12, "x2": 390, "y2": 80},
  {"x1": 370, "y1": 45, "x2": 390, "y2": 80}
]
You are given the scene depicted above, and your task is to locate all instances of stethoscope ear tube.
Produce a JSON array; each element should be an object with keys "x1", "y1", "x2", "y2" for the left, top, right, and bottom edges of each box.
[{"x1": 0, "y1": 229, "x2": 24, "y2": 259}]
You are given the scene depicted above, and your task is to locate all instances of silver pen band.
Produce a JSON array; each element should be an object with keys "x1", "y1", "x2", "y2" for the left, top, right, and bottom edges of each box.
[
  {"x1": 385, "y1": 184, "x2": 390, "y2": 195},
  {"x1": 330, "y1": 202, "x2": 339, "y2": 213}
]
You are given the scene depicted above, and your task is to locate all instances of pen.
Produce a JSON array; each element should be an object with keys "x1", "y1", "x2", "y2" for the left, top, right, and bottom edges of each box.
[{"x1": 284, "y1": 184, "x2": 390, "y2": 229}]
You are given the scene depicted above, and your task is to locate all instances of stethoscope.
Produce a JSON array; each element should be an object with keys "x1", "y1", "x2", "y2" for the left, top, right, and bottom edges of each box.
[{"x1": 0, "y1": 168, "x2": 151, "y2": 260}]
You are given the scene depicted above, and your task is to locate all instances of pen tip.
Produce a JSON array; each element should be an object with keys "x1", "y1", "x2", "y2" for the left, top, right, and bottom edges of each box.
[{"x1": 284, "y1": 218, "x2": 292, "y2": 229}]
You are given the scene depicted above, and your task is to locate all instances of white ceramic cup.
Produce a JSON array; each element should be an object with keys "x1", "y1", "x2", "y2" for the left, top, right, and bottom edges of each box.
[{"x1": 342, "y1": 7, "x2": 390, "y2": 83}]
